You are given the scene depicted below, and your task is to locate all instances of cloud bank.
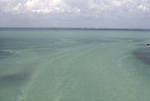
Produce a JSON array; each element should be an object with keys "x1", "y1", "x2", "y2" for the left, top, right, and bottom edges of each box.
[
  {"x1": 1, "y1": 0, "x2": 150, "y2": 15},
  {"x1": 0, "y1": 0, "x2": 80, "y2": 14},
  {"x1": 0, "y1": 0, "x2": 150, "y2": 28}
]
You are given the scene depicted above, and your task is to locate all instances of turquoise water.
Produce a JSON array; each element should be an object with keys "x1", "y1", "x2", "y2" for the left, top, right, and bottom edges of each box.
[{"x1": 0, "y1": 29, "x2": 150, "y2": 101}]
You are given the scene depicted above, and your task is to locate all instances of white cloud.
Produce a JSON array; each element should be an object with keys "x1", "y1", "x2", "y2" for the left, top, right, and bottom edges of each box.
[
  {"x1": 24, "y1": 0, "x2": 64, "y2": 13},
  {"x1": 0, "y1": 0, "x2": 150, "y2": 17},
  {"x1": 13, "y1": 3, "x2": 23, "y2": 13},
  {"x1": 85, "y1": 0, "x2": 150, "y2": 19},
  {"x1": 0, "y1": 0, "x2": 80, "y2": 14},
  {"x1": 138, "y1": 5, "x2": 149, "y2": 12},
  {"x1": 112, "y1": 1, "x2": 121, "y2": 6},
  {"x1": 1, "y1": 0, "x2": 150, "y2": 28}
]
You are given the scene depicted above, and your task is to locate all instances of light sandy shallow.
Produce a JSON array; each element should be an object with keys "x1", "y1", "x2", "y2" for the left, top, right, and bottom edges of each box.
[{"x1": 0, "y1": 29, "x2": 150, "y2": 101}]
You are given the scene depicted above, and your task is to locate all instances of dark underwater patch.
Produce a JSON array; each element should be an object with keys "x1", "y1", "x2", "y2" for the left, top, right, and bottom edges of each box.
[
  {"x1": 0, "y1": 71, "x2": 31, "y2": 86},
  {"x1": 74, "y1": 38, "x2": 113, "y2": 44},
  {"x1": 0, "y1": 50, "x2": 13, "y2": 59},
  {"x1": 116, "y1": 38, "x2": 146, "y2": 42},
  {"x1": 0, "y1": 38, "x2": 59, "y2": 50},
  {"x1": 133, "y1": 47, "x2": 150, "y2": 65}
]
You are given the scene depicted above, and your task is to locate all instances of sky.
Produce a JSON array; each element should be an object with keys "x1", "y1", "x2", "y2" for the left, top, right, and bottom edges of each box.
[{"x1": 0, "y1": 0, "x2": 150, "y2": 28}]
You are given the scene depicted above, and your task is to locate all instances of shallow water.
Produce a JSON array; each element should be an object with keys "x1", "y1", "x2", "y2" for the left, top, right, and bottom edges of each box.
[{"x1": 0, "y1": 29, "x2": 150, "y2": 101}]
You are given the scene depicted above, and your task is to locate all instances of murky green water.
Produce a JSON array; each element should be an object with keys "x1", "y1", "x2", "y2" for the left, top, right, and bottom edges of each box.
[{"x1": 0, "y1": 29, "x2": 150, "y2": 101}]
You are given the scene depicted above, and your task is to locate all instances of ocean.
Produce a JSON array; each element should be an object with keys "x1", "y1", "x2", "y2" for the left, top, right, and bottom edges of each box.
[{"x1": 0, "y1": 28, "x2": 150, "y2": 101}]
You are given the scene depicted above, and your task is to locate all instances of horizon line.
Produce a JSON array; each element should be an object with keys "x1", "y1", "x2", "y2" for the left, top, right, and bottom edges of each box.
[{"x1": 0, "y1": 27, "x2": 150, "y2": 31}]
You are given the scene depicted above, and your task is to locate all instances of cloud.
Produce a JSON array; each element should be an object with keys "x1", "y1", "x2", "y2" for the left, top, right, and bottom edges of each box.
[
  {"x1": 138, "y1": 5, "x2": 149, "y2": 12},
  {"x1": 0, "y1": 0, "x2": 149, "y2": 16},
  {"x1": 24, "y1": 0, "x2": 66, "y2": 13},
  {"x1": 88, "y1": 0, "x2": 150, "y2": 13},
  {"x1": 0, "y1": 0, "x2": 80, "y2": 14},
  {"x1": 0, "y1": 0, "x2": 150, "y2": 28}
]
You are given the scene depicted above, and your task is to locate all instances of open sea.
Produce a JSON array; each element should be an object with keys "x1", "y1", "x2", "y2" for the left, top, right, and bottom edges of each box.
[{"x1": 0, "y1": 28, "x2": 150, "y2": 101}]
